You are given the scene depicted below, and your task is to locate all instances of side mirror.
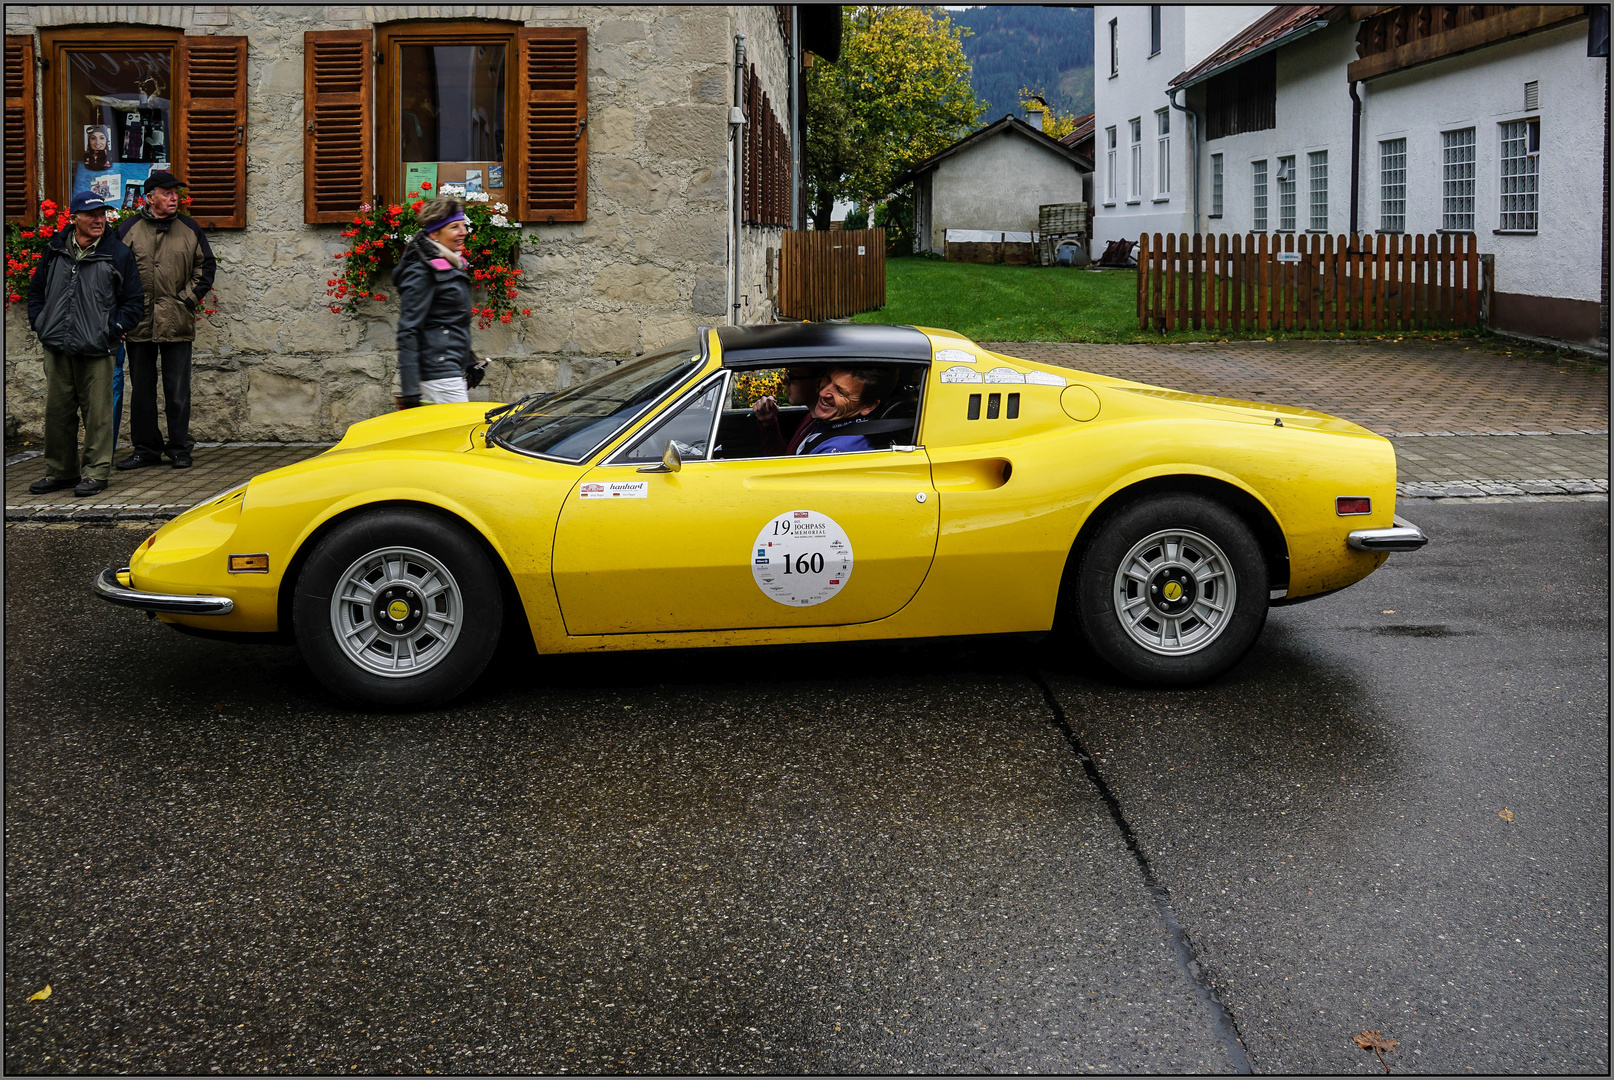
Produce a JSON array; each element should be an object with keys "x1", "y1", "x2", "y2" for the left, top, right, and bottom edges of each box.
[{"x1": 636, "y1": 440, "x2": 683, "y2": 474}]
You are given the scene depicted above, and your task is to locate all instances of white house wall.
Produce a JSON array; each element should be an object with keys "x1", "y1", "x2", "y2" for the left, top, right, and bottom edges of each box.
[{"x1": 928, "y1": 131, "x2": 1086, "y2": 247}]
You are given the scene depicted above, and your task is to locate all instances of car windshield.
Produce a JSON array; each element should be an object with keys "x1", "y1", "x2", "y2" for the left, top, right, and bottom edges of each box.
[{"x1": 491, "y1": 336, "x2": 705, "y2": 461}]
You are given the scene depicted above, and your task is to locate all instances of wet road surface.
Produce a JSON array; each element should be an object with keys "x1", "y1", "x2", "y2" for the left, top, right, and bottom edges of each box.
[{"x1": 4, "y1": 499, "x2": 1607, "y2": 1074}]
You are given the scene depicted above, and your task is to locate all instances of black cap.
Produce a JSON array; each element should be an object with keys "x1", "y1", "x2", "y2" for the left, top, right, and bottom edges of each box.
[{"x1": 143, "y1": 170, "x2": 182, "y2": 193}]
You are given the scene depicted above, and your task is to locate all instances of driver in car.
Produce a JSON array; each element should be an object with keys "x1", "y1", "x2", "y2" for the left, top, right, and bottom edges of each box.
[
  {"x1": 752, "y1": 367, "x2": 824, "y2": 454},
  {"x1": 794, "y1": 366, "x2": 893, "y2": 455}
]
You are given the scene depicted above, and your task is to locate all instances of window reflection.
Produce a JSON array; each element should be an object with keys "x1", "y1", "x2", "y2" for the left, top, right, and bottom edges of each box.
[
  {"x1": 399, "y1": 44, "x2": 506, "y2": 199},
  {"x1": 67, "y1": 49, "x2": 172, "y2": 206}
]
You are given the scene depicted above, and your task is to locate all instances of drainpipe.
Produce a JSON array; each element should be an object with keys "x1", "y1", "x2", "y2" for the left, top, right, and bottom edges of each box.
[
  {"x1": 1348, "y1": 80, "x2": 1362, "y2": 236},
  {"x1": 730, "y1": 33, "x2": 747, "y2": 325},
  {"x1": 789, "y1": 7, "x2": 801, "y2": 229},
  {"x1": 1166, "y1": 86, "x2": 1200, "y2": 234}
]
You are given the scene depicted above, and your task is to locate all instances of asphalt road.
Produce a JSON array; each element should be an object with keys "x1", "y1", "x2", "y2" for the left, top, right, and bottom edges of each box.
[{"x1": 4, "y1": 498, "x2": 1607, "y2": 1075}]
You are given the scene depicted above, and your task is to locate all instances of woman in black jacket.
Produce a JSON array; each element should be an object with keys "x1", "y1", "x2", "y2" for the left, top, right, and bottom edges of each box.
[{"x1": 391, "y1": 197, "x2": 478, "y2": 408}]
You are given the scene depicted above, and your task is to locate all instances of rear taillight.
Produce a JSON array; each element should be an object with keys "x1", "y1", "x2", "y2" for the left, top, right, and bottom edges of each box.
[{"x1": 1336, "y1": 496, "x2": 1372, "y2": 516}]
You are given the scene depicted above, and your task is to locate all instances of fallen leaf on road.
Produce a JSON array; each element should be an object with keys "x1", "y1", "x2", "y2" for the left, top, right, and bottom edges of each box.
[
  {"x1": 1354, "y1": 1029, "x2": 1397, "y2": 1072},
  {"x1": 1499, "y1": 808, "x2": 1514, "y2": 823},
  {"x1": 28, "y1": 985, "x2": 51, "y2": 1002},
  {"x1": 1381, "y1": 610, "x2": 1396, "y2": 614}
]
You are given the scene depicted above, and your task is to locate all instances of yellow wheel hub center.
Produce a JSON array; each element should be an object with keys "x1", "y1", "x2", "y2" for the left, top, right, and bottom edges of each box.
[
  {"x1": 1162, "y1": 581, "x2": 1184, "y2": 602},
  {"x1": 387, "y1": 599, "x2": 411, "y2": 621}
]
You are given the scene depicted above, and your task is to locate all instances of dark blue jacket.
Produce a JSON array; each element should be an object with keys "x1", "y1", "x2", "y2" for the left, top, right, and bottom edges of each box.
[
  {"x1": 28, "y1": 227, "x2": 145, "y2": 357},
  {"x1": 798, "y1": 414, "x2": 878, "y2": 455},
  {"x1": 390, "y1": 234, "x2": 473, "y2": 396}
]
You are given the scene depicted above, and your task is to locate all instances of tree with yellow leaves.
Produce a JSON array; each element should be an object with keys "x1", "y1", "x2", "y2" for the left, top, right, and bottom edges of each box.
[{"x1": 805, "y1": 6, "x2": 983, "y2": 230}]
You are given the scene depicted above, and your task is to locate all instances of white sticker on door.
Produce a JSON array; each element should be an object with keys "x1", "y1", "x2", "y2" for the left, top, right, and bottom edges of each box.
[
  {"x1": 579, "y1": 480, "x2": 649, "y2": 499},
  {"x1": 752, "y1": 510, "x2": 854, "y2": 606},
  {"x1": 940, "y1": 365, "x2": 983, "y2": 384},
  {"x1": 1024, "y1": 370, "x2": 1067, "y2": 386},
  {"x1": 984, "y1": 366, "x2": 1026, "y2": 384},
  {"x1": 935, "y1": 348, "x2": 976, "y2": 365}
]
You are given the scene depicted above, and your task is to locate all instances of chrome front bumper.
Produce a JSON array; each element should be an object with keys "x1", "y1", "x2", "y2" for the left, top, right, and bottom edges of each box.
[
  {"x1": 93, "y1": 567, "x2": 235, "y2": 615},
  {"x1": 1347, "y1": 516, "x2": 1429, "y2": 553}
]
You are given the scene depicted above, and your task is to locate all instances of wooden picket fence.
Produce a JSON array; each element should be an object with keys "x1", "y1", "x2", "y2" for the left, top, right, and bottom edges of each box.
[
  {"x1": 1137, "y1": 232, "x2": 1484, "y2": 333},
  {"x1": 778, "y1": 228, "x2": 886, "y2": 321}
]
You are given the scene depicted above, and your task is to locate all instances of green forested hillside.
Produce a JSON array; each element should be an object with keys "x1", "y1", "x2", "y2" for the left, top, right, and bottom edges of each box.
[{"x1": 950, "y1": 5, "x2": 1094, "y2": 124}]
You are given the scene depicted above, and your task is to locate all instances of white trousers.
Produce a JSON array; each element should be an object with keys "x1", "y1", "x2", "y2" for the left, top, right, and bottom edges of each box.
[{"x1": 419, "y1": 376, "x2": 469, "y2": 404}]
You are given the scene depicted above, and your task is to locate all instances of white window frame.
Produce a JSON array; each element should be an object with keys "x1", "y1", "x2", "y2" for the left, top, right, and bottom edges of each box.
[
  {"x1": 1109, "y1": 18, "x2": 1119, "y2": 78},
  {"x1": 1307, "y1": 150, "x2": 1328, "y2": 231},
  {"x1": 1497, "y1": 118, "x2": 1539, "y2": 233},
  {"x1": 1210, "y1": 152, "x2": 1223, "y2": 218},
  {"x1": 1252, "y1": 159, "x2": 1268, "y2": 232},
  {"x1": 1155, "y1": 108, "x2": 1171, "y2": 198},
  {"x1": 1128, "y1": 117, "x2": 1142, "y2": 203},
  {"x1": 1441, "y1": 127, "x2": 1476, "y2": 232},
  {"x1": 1277, "y1": 154, "x2": 1296, "y2": 231},
  {"x1": 1105, "y1": 125, "x2": 1118, "y2": 204},
  {"x1": 1379, "y1": 137, "x2": 1406, "y2": 233}
]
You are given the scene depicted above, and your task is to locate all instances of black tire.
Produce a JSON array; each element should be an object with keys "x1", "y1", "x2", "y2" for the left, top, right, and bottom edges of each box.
[
  {"x1": 292, "y1": 509, "x2": 503, "y2": 708},
  {"x1": 1075, "y1": 493, "x2": 1268, "y2": 685}
]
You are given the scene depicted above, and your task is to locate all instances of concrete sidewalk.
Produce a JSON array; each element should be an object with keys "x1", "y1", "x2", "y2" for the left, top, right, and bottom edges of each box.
[{"x1": 5, "y1": 338, "x2": 1607, "y2": 521}]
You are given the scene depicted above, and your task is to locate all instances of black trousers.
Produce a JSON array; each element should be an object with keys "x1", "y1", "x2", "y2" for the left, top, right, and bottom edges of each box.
[{"x1": 126, "y1": 340, "x2": 194, "y2": 459}]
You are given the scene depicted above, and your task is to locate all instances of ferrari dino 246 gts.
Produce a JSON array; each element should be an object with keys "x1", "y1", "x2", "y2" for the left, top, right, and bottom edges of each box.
[{"x1": 95, "y1": 323, "x2": 1426, "y2": 706}]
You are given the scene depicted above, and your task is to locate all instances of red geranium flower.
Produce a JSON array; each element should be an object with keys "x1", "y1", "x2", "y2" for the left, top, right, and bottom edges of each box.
[{"x1": 420, "y1": 181, "x2": 432, "y2": 190}]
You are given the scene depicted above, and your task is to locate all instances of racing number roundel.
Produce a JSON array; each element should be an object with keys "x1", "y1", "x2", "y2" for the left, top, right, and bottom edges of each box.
[{"x1": 752, "y1": 510, "x2": 854, "y2": 606}]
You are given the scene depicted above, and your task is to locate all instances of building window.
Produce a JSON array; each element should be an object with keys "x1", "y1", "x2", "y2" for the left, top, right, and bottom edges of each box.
[
  {"x1": 1498, "y1": 118, "x2": 1539, "y2": 232},
  {"x1": 35, "y1": 28, "x2": 248, "y2": 227},
  {"x1": 1150, "y1": 6, "x2": 1162, "y2": 56},
  {"x1": 1204, "y1": 52, "x2": 1275, "y2": 141},
  {"x1": 1210, "y1": 152, "x2": 1223, "y2": 217},
  {"x1": 1109, "y1": 18, "x2": 1119, "y2": 77},
  {"x1": 1105, "y1": 125, "x2": 1117, "y2": 203},
  {"x1": 1252, "y1": 159, "x2": 1267, "y2": 231},
  {"x1": 1379, "y1": 137, "x2": 1406, "y2": 232},
  {"x1": 1155, "y1": 108, "x2": 1170, "y2": 197},
  {"x1": 1441, "y1": 126, "x2": 1476, "y2": 231},
  {"x1": 1307, "y1": 150, "x2": 1328, "y2": 230},
  {"x1": 1129, "y1": 117, "x2": 1141, "y2": 201},
  {"x1": 1276, "y1": 154, "x2": 1296, "y2": 231}
]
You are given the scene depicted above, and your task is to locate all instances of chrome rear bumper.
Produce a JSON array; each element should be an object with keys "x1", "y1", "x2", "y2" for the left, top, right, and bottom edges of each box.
[
  {"x1": 93, "y1": 567, "x2": 235, "y2": 615},
  {"x1": 1347, "y1": 516, "x2": 1429, "y2": 552}
]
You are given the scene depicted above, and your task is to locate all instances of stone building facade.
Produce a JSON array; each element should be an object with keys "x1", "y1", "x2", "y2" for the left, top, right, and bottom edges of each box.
[{"x1": 4, "y1": 4, "x2": 827, "y2": 442}]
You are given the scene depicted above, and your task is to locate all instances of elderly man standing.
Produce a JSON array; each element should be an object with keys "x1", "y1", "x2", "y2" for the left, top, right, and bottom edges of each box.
[
  {"x1": 26, "y1": 192, "x2": 144, "y2": 497},
  {"x1": 115, "y1": 170, "x2": 216, "y2": 470}
]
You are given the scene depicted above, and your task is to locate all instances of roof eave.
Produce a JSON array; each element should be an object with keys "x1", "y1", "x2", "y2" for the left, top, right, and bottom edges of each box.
[{"x1": 1171, "y1": 17, "x2": 1334, "y2": 91}]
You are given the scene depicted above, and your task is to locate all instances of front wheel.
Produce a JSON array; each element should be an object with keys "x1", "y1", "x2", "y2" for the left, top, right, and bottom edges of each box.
[
  {"x1": 293, "y1": 510, "x2": 503, "y2": 707},
  {"x1": 1075, "y1": 493, "x2": 1268, "y2": 685}
]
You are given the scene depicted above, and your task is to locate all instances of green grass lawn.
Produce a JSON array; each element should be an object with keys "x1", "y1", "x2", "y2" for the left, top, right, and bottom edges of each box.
[{"x1": 852, "y1": 257, "x2": 1482, "y2": 344}]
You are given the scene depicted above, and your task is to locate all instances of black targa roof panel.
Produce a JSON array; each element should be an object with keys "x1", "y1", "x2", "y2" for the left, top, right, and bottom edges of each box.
[{"x1": 714, "y1": 323, "x2": 933, "y2": 366}]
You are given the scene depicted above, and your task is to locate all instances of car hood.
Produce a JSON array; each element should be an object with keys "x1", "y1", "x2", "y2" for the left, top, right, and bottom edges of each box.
[{"x1": 326, "y1": 402, "x2": 492, "y2": 455}]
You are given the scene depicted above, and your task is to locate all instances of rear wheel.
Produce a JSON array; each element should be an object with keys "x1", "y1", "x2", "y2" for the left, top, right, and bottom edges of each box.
[
  {"x1": 1075, "y1": 493, "x2": 1268, "y2": 685},
  {"x1": 293, "y1": 510, "x2": 502, "y2": 707}
]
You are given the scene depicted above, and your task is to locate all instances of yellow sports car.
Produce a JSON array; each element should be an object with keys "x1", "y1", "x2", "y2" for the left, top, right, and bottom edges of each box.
[{"x1": 94, "y1": 323, "x2": 1426, "y2": 707}]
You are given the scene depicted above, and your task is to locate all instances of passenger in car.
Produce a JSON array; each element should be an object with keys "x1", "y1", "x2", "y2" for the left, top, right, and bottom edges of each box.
[
  {"x1": 796, "y1": 366, "x2": 894, "y2": 455},
  {"x1": 752, "y1": 366, "x2": 824, "y2": 454}
]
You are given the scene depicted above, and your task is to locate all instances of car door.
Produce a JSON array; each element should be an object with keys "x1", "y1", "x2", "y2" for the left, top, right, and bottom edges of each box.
[{"x1": 550, "y1": 371, "x2": 939, "y2": 635}]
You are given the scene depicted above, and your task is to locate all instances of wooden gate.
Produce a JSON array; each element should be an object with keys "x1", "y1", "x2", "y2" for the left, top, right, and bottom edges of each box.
[
  {"x1": 1137, "y1": 232, "x2": 1483, "y2": 333},
  {"x1": 777, "y1": 228, "x2": 886, "y2": 321}
]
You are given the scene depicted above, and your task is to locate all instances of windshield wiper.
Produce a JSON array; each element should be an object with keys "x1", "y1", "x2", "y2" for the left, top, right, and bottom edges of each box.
[{"x1": 485, "y1": 391, "x2": 551, "y2": 424}]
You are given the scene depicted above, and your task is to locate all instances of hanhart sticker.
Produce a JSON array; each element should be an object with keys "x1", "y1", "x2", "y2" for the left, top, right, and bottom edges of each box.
[
  {"x1": 935, "y1": 348, "x2": 976, "y2": 365},
  {"x1": 1024, "y1": 370, "x2": 1067, "y2": 386},
  {"x1": 940, "y1": 365, "x2": 984, "y2": 384},
  {"x1": 985, "y1": 366, "x2": 1026, "y2": 384},
  {"x1": 579, "y1": 480, "x2": 649, "y2": 499},
  {"x1": 752, "y1": 510, "x2": 854, "y2": 607}
]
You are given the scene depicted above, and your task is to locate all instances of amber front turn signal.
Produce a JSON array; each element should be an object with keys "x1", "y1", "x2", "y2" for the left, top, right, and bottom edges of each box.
[{"x1": 228, "y1": 553, "x2": 270, "y2": 573}]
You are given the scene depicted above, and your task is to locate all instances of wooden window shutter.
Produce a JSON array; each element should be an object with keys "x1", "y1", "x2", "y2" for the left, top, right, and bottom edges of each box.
[
  {"x1": 516, "y1": 27, "x2": 588, "y2": 224},
  {"x1": 176, "y1": 35, "x2": 247, "y2": 228},
  {"x1": 303, "y1": 29, "x2": 372, "y2": 224},
  {"x1": 5, "y1": 35, "x2": 37, "y2": 223}
]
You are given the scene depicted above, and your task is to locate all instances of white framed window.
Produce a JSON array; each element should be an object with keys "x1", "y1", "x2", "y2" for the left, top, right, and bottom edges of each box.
[
  {"x1": 1307, "y1": 150, "x2": 1328, "y2": 230},
  {"x1": 1109, "y1": 18, "x2": 1119, "y2": 77},
  {"x1": 1150, "y1": 6, "x2": 1162, "y2": 56},
  {"x1": 1252, "y1": 159, "x2": 1268, "y2": 232},
  {"x1": 1277, "y1": 154, "x2": 1296, "y2": 231},
  {"x1": 1155, "y1": 108, "x2": 1171, "y2": 197},
  {"x1": 1441, "y1": 127, "x2": 1476, "y2": 231},
  {"x1": 1498, "y1": 118, "x2": 1539, "y2": 232},
  {"x1": 1105, "y1": 125, "x2": 1117, "y2": 203},
  {"x1": 1210, "y1": 152, "x2": 1224, "y2": 218},
  {"x1": 1379, "y1": 137, "x2": 1406, "y2": 232},
  {"x1": 1129, "y1": 117, "x2": 1142, "y2": 202}
]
